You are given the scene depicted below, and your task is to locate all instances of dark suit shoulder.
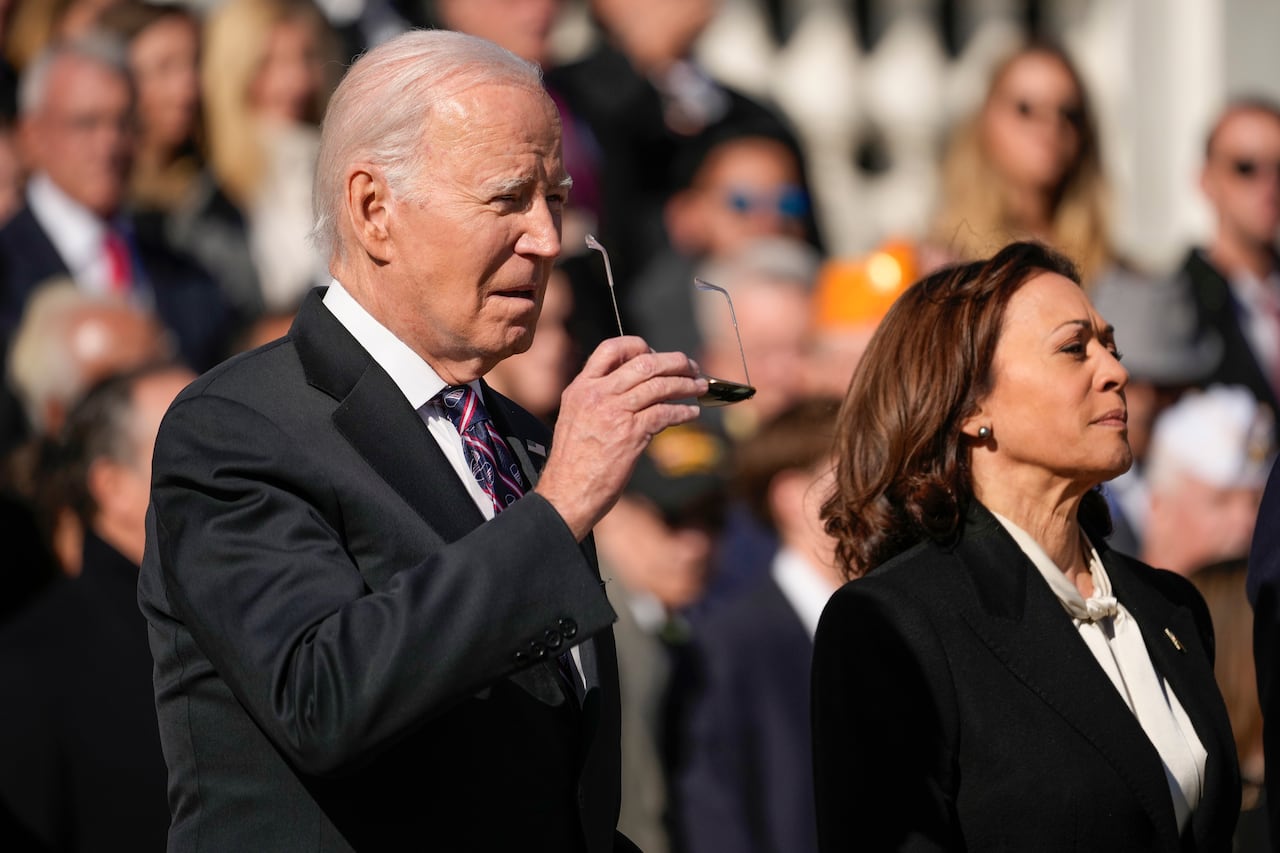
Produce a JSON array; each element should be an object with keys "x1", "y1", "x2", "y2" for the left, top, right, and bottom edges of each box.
[
  {"x1": 695, "y1": 574, "x2": 807, "y2": 659},
  {"x1": 175, "y1": 335, "x2": 300, "y2": 404}
]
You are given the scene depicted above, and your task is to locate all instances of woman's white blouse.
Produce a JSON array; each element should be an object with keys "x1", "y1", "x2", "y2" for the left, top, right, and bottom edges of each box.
[{"x1": 991, "y1": 512, "x2": 1208, "y2": 831}]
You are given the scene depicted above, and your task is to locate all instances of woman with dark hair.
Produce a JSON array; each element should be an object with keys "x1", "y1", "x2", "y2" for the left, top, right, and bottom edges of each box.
[{"x1": 812, "y1": 241, "x2": 1241, "y2": 851}]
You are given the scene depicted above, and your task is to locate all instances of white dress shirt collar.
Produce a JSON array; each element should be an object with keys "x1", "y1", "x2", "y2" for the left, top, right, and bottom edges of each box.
[
  {"x1": 26, "y1": 172, "x2": 112, "y2": 293},
  {"x1": 322, "y1": 277, "x2": 475, "y2": 408},
  {"x1": 990, "y1": 509, "x2": 1207, "y2": 831},
  {"x1": 322, "y1": 277, "x2": 492, "y2": 519},
  {"x1": 771, "y1": 546, "x2": 840, "y2": 639}
]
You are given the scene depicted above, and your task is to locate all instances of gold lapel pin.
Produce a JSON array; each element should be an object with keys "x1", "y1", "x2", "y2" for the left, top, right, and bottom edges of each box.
[{"x1": 1164, "y1": 628, "x2": 1186, "y2": 653}]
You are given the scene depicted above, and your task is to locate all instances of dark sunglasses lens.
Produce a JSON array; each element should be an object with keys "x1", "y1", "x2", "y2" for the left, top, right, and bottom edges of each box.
[
  {"x1": 699, "y1": 377, "x2": 756, "y2": 407},
  {"x1": 1233, "y1": 159, "x2": 1259, "y2": 178}
]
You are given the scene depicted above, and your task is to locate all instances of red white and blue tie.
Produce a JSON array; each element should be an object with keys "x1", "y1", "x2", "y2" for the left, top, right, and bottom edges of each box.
[{"x1": 436, "y1": 385, "x2": 525, "y2": 514}]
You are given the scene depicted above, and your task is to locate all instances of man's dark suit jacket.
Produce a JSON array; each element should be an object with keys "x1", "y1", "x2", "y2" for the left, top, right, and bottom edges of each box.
[
  {"x1": 812, "y1": 505, "x2": 1241, "y2": 852},
  {"x1": 674, "y1": 571, "x2": 818, "y2": 853},
  {"x1": 0, "y1": 204, "x2": 236, "y2": 372},
  {"x1": 0, "y1": 530, "x2": 169, "y2": 852},
  {"x1": 139, "y1": 289, "x2": 632, "y2": 852},
  {"x1": 1181, "y1": 249, "x2": 1280, "y2": 428},
  {"x1": 1247, "y1": 461, "x2": 1280, "y2": 842}
]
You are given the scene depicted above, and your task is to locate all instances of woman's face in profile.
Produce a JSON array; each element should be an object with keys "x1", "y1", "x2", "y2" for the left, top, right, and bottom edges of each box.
[
  {"x1": 972, "y1": 272, "x2": 1131, "y2": 489},
  {"x1": 981, "y1": 52, "x2": 1085, "y2": 193}
]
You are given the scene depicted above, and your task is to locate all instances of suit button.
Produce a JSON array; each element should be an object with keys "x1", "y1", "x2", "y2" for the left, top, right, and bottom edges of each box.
[
  {"x1": 558, "y1": 618, "x2": 577, "y2": 639},
  {"x1": 543, "y1": 629, "x2": 563, "y2": 650},
  {"x1": 513, "y1": 650, "x2": 529, "y2": 665},
  {"x1": 529, "y1": 641, "x2": 548, "y2": 660}
]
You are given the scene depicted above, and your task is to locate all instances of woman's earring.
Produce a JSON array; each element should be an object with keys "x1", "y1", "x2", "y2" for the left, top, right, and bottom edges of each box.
[{"x1": 977, "y1": 425, "x2": 992, "y2": 440}]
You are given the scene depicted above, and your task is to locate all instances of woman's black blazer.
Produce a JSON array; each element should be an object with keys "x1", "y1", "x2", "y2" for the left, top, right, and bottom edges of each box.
[{"x1": 811, "y1": 504, "x2": 1241, "y2": 852}]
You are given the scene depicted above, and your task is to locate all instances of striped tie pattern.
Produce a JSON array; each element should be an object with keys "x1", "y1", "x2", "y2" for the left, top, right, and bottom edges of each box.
[{"x1": 437, "y1": 385, "x2": 525, "y2": 513}]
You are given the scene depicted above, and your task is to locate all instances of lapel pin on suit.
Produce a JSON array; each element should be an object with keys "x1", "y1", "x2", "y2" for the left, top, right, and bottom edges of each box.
[
  {"x1": 1164, "y1": 627, "x2": 1186, "y2": 653},
  {"x1": 526, "y1": 440, "x2": 546, "y2": 457}
]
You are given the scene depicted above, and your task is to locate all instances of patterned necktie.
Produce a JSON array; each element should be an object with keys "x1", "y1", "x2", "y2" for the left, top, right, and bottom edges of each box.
[{"x1": 436, "y1": 385, "x2": 525, "y2": 514}]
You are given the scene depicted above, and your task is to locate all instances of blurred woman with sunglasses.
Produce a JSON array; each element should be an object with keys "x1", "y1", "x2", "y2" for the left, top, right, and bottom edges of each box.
[
  {"x1": 930, "y1": 43, "x2": 1113, "y2": 288},
  {"x1": 812, "y1": 241, "x2": 1241, "y2": 851}
]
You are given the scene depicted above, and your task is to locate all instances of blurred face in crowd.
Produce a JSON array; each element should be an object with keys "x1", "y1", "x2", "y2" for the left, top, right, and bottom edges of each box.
[
  {"x1": 128, "y1": 12, "x2": 200, "y2": 153},
  {"x1": 1147, "y1": 474, "x2": 1264, "y2": 576},
  {"x1": 249, "y1": 12, "x2": 328, "y2": 125},
  {"x1": 981, "y1": 50, "x2": 1084, "y2": 194},
  {"x1": 1202, "y1": 107, "x2": 1280, "y2": 249},
  {"x1": 23, "y1": 55, "x2": 134, "y2": 218},
  {"x1": 674, "y1": 137, "x2": 808, "y2": 257},
  {"x1": 590, "y1": 0, "x2": 716, "y2": 71},
  {"x1": 700, "y1": 273, "x2": 811, "y2": 423},
  {"x1": 435, "y1": 0, "x2": 563, "y2": 66},
  {"x1": 483, "y1": 267, "x2": 575, "y2": 419},
  {"x1": 967, "y1": 272, "x2": 1131, "y2": 493},
  {"x1": 597, "y1": 493, "x2": 715, "y2": 611},
  {"x1": 368, "y1": 82, "x2": 566, "y2": 383}
]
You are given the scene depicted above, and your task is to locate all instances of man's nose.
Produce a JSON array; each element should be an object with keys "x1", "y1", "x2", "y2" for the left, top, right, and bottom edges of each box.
[{"x1": 516, "y1": 198, "x2": 561, "y2": 258}]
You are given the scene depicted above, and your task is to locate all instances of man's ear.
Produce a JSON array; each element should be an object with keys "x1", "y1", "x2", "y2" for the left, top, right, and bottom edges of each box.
[{"x1": 345, "y1": 164, "x2": 393, "y2": 263}]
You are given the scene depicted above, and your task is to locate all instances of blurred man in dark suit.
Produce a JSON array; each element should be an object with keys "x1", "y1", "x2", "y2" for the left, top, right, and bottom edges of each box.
[
  {"x1": 0, "y1": 35, "x2": 234, "y2": 374},
  {"x1": 1180, "y1": 99, "x2": 1280, "y2": 429},
  {"x1": 0, "y1": 363, "x2": 192, "y2": 851}
]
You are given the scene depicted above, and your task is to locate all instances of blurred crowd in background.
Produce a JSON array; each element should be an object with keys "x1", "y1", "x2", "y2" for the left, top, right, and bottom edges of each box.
[{"x1": 0, "y1": 1, "x2": 1277, "y2": 852}]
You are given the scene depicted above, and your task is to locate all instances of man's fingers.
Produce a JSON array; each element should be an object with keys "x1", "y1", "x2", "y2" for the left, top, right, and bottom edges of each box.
[
  {"x1": 578, "y1": 337, "x2": 702, "y2": 385},
  {"x1": 577, "y1": 335, "x2": 653, "y2": 377}
]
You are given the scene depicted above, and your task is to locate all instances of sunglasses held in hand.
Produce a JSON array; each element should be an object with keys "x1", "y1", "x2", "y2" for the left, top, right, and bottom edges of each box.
[{"x1": 585, "y1": 234, "x2": 756, "y2": 407}]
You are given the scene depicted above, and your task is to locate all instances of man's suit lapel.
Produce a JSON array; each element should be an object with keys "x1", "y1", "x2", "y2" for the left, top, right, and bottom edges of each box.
[
  {"x1": 292, "y1": 294, "x2": 584, "y2": 711},
  {"x1": 950, "y1": 507, "x2": 1182, "y2": 849},
  {"x1": 292, "y1": 290, "x2": 484, "y2": 545}
]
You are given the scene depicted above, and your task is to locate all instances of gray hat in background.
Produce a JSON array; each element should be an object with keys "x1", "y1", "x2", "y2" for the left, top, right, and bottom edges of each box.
[{"x1": 1090, "y1": 267, "x2": 1222, "y2": 386}]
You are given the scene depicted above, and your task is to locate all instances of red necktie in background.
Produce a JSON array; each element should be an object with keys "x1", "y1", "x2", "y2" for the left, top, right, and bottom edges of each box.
[{"x1": 103, "y1": 229, "x2": 133, "y2": 295}]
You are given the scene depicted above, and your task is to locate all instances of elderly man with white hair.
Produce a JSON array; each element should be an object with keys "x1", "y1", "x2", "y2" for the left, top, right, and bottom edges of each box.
[
  {"x1": 1141, "y1": 385, "x2": 1275, "y2": 576},
  {"x1": 139, "y1": 29, "x2": 700, "y2": 852}
]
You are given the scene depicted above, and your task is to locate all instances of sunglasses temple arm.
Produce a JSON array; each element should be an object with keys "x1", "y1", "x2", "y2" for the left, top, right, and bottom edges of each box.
[
  {"x1": 586, "y1": 234, "x2": 626, "y2": 338},
  {"x1": 694, "y1": 278, "x2": 751, "y2": 386}
]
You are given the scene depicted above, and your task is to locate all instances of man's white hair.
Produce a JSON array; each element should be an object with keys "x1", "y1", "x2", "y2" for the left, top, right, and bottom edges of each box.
[
  {"x1": 8, "y1": 281, "x2": 98, "y2": 434},
  {"x1": 18, "y1": 33, "x2": 131, "y2": 117},
  {"x1": 311, "y1": 29, "x2": 545, "y2": 262},
  {"x1": 691, "y1": 236, "x2": 821, "y2": 347}
]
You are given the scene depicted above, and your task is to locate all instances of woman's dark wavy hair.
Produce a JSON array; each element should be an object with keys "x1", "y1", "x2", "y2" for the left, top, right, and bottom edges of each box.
[{"x1": 821, "y1": 240, "x2": 1112, "y2": 579}]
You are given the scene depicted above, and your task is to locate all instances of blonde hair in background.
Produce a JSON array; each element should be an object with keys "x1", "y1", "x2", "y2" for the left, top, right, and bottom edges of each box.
[
  {"x1": 930, "y1": 44, "x2": 1112, "y2": 288},
  {"x1": 5, "y1": 0, "x2": 81, "y2": 72},
  {"x1": 201, "y1": 0, "x2": 339, "y2": 207}
]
